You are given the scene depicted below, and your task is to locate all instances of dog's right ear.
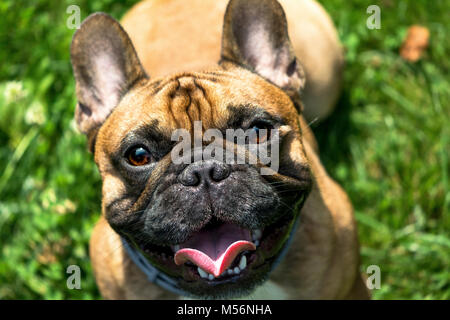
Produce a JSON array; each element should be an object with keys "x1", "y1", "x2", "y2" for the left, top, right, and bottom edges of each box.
[
  {"x1": 71, "y1": 13, "x2": 147, "y2": 139},
  {"x1": 220, "y1": 0, "x2": 305, "y2": 98}
]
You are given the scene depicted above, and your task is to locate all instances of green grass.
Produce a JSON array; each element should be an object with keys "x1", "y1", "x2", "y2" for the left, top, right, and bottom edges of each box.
[{"x1": 0, "y1": 0, "x2": 448, "y2": 299}]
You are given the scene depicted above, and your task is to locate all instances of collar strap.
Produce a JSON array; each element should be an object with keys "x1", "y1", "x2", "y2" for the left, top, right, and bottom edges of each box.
[
  {"x1": 121, "y1": 237, "x2": 190, "y2": 297},
  {"x1": 121, "y1": 215, "x2": 300, "y2": 297}
]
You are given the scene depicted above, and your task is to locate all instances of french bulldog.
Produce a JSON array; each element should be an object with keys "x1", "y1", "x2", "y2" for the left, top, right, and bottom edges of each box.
[{"x1": 70, "y1": 0, "x2": 370, "y2": 299}]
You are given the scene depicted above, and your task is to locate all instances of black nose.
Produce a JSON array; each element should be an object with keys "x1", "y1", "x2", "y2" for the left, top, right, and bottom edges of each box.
[{"x1": 178, "y1": 160, "x2": 231, "y2": 187}]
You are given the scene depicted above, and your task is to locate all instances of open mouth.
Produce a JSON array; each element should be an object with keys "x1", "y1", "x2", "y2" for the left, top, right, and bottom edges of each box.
[
  {"x1": 137, "y1": 214, "x2": 296, "y2": 284},
  {"x1": 174, "y1": 222, "x2": 259, "y2": 280}
]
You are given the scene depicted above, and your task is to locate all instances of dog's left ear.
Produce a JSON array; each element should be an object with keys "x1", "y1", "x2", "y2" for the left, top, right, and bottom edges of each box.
[
  {"x1": 71, "y1": 13, "x2": 147, "y2": 137},
  {"x1": 221, "y1": 0, "x2": 305, "y2": 95}
]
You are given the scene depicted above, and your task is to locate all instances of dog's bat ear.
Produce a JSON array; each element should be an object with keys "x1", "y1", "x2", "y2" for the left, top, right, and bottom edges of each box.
[
  {"x1": 220, "y1": 0, "x2": 305, "y2": 96},
  {"x1": 70, "y1": 13, "x2": 147, "y2": 136}
]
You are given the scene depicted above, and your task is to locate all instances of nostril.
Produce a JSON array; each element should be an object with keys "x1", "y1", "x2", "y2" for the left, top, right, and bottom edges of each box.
[
  {"x1": 210, "y1": 165, "x2": 230, "y2": 182},
  {"x1": 178, "y1": 160, "x2": 231, "y2": 186},
  {"x1": 178, "y1": 171, "x2": 200, "y2": 186}
]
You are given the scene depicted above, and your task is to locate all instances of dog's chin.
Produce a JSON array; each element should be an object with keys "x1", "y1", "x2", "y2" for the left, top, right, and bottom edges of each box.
[{"x1": 133, "y1": 207, "x2": 301, "y2": 299}]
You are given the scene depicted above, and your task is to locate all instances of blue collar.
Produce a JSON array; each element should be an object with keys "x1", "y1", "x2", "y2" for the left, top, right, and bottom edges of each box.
[
  {"x1": 121, "y1": 237, "x2": 190, "y2": 296},
  {"x1": 121, "y1": 215, "x2": 300, "y2": 297}
]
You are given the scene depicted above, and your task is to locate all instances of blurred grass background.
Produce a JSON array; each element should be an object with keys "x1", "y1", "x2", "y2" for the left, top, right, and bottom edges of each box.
[{"x1": 0, "y1": 0, "x2": 448, "y2": 299}]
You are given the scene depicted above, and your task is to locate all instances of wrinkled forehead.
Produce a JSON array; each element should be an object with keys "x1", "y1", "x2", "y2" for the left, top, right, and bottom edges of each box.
[{"x1": 98, "y1": 68, "x2": 297, "y2": 149}]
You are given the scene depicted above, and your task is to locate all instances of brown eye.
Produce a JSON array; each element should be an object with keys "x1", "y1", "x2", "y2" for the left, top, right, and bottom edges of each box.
[
  {"x1": 249, "y1": 122, "x2": 273, "y2": 144},
  {"x1": 126, "y1": 146, "x2": 152, "y2": 166}
]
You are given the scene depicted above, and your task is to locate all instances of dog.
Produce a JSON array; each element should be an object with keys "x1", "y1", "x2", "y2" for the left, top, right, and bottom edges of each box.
[{"x1": 70, "y1": 0, "x2": 370, "y2": 299}]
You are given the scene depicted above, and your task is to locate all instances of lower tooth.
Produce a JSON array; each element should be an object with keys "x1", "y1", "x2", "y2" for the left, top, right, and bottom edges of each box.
[
  {"x1": 208, "y1": 274, "x2": 214, "y2": 281},
  {"x1": 234, "y1": 267, "x2": 240, "y2": 274},
  {"x1": 239, "y1": 255, "x2": 247, "y2": 270},
  {"x1": 198, "y1": 267, "x2": 208, "y2": 279},
  {"x1": 227, "y1": 269, "x2": 233, "y2": 275},
  {"x1": 254, "y1": 240, "x2": 260, "y2": 247}
]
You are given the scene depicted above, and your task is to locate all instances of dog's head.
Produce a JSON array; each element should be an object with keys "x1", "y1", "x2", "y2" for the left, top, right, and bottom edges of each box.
[{"x1": 71, "y1": 0, "x2": 312, "y2": 298}]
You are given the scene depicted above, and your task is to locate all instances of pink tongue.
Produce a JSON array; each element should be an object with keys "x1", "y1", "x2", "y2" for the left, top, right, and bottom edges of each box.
[{"x1": 174, "y1": 223, "x2": 256, "y2": 277}]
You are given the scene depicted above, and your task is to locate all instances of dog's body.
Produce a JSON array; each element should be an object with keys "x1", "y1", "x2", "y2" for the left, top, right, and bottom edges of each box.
[
  {"x1": 120, "y1": 0, "x2": 344, "y2": 123},
  {"x1": 71, "y1": 0, "x2": 370, "y2": 299}
]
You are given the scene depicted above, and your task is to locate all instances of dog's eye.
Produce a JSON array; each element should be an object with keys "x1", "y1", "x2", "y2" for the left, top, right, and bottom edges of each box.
[
  {"x1": 126, "y1": 146, "x2": 152, "y2": 166},
  {"x1": 248, "y1": 121, "x2": 273, "y2": 144}
]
